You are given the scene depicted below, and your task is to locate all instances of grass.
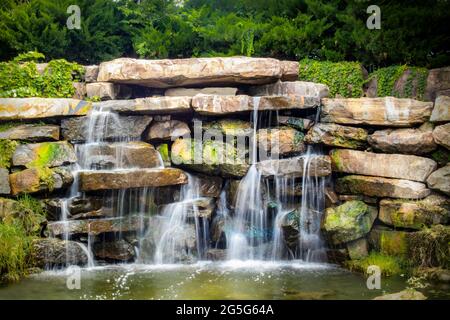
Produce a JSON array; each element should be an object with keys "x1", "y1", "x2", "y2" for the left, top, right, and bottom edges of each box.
[{"x1": 345, "y1": 251, "x2": 406, "y2": 276}]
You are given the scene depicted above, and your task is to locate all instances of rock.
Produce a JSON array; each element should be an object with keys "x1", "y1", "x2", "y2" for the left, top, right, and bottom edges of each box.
[
  {"x1": 249, "y1": 81, "x2": 328, "y2": 98},
  {"x1": 277, "y1": 116, "x2": 314, "y2": 131},
  {"x1": 305, "y1": 123, "x2": 368, "y2": 149},
  {"x1": 205, "y1": 249, "x2": 227, "y2": 261},
  {"x1": 0, "y1": 124, "x2": 60, "y2": 141},
  {"x1": 280, "y1": 209, "x2": 300, "y2": 251},
  {"x1": 373, "y1": 289, "x2": 426, "y2": 300},
  {"x1": 430, "y1": 96, "x2": 450, "y2": 122},
  {"x1": 95, "y1": 97, "x2": 192, "y2": 114},
  {"x1": 408, "y1": 225, "x2": 450, "y2": 268},
  {"x1": 0, "y1": 197, "x2": 17, "y2": 219},
  {"x1": 258, "y1": 127, "x2": 305, "y2": 156},
  {"x1": 61, "y1": 115, "x2": 152, "y2": 142},
  {"x1": 202, "y1": 119, "x2": 252, "y2": 136},
  {"x1": 171, "y1": 138, "x2": 250, "y2": 178},
  {"x1": 195, "y1": 174, "x2": 223, "y2": 198},
  {"x1": 321, "y1": 97, "x2": 433, "y2": 127},
  {"x1": 256, "y1": 156, "x2": 331, "y2": 177},
  {"x1": 97, "y1": 57, "x2": 284, "y2": 87},
  {"x1": 368, "y1": 123, "x2": 437, "y2": 155},
  {"x1": 322, "y1": 201, "x2": 377, "y2": 245},
  {"x1": 158, "y1": 197, "x2": 216, "y2": 219},
  {"x1": 48, "y1": 215, "x2": 144, "y2": 236},
  {"x1": 191, "y1": 94, "x2": 320, "y2": 115},
  {"x1": 330, "y1": 149, "x2": 437, "y2": 182},
  {"x1": 79, "y1": 168, "x2": 188, "y2": 191},
  {"x1": 0, "y1": 168, "x2": 10, "y2": 195},
  {"x1": 32, "y1": 238, "x2": 88, "y2": 267},
  {"x1": 346, "y1": 238, "x2": 369, "y2": 260},
  {"x1": 78, "y1": 141, "x2": 162, "y2": 169},
  {"x1": 338, "y1": 195, "x2": 377, "y2": 204},
  {"x1": 379, "y1": 194, "x2": 450, "y2": 229},
  {"x1": 425, "y1": 67, "x2": 450, "y2": 101},
  {"x1": 325, "y1": 188, "x2": 340, "y2": 208},
  {"x1": 72, "y1": 82, "x2": 86, "y2": 100},
  {"x1": 12, "y1": 141, "x2": 77, "y2": 168},
  {"x1": 84, "y1": 65, "x2": 99, "y2": 82},
  {"x1": 146, "y1": 120, "x2": 190, "y2": 141},
  {"x1": 93, "y1": 239, "x2": 135, "y2": 262},
  {"x1": 336, "y1": 175, "x2": 431, "y2": 199},
  {"x1": 426, "y1": 164, "x2": 450, "y2": 195},
  {"x1": 280, "y1": 61, "x2": 299, "y2": 81},
  {"x1": 368, "y1": 226, "x2": 409, "y2": 257},
  {"x1": 0, "y1": 98, "x2": 92, "y2": 120},
  {"x1": 9, "y1": 167, "x2": 73, "y2": 195},
  {"x1": 165, "y1": 87, "x2": 238, "y2": 96},
  {"x1": 86, "y1": 82, "x2": 132, "y2": 100},
  {"x1": 432, "y1": 123, "x2": 450, "y2": 150}
]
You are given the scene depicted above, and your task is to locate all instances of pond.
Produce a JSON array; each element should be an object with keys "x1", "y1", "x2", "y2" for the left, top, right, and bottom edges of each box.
[{"x1": 1, "y1": 261, "x2": 448, "y2": 300}]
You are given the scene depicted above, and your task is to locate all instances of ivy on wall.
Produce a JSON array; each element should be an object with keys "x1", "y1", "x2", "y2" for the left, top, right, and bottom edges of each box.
[
  {"x1": 0, "y1": 51, "x2": 84, "y2": 98},
  {"x1": 298, "y1": 59, "x2": 365, "y2": 98}
]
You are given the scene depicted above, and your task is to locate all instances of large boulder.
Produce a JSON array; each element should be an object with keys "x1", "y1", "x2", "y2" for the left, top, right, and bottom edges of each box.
[
  {"x1": 78, "y1": 141, "x2": 163, "y2": 169},
  {"x1": 191, "y1": 94, "x2": 320, "y2": 115},
  {"x1": 322, "y1": 200, "x2": 378, "y2": 245},
  {"x1": 0, "y1": 124, "x2": 60, "y2": 141},
  {"x1": 0, "y1": 98, "x2": 92, "y2": 120},
  {"x1": 426, "y1": 164, "x2": 450, "y2": 195},
  {"x1": 9, "y1": 167, "x2": 73, "y2": 195},
  {"x1": 32, "y1": 238, "x2": 88, "y2": 267},
  {"x1": 430, "y1": 96, "x2": 450, "y2": 123},
  {"x1": 248, "y1": 81, "x2": 329, "y2": 98},
  {"x1": 432, "y1": 123, "x2": 450, "y2": 150},
  {"x1": 146, "y1": 120, "x2": 190, "y2": 141},
  {"x1": 165, "y1": 87, "x2": 237, "y2": 96},
  {"x1": 97, "y1": 57, "x2": 284, "y2": 87},
  {"x1": 255, "y1": 156, "x2": 331, "y2": 177},
  {"x1": 12, "y1": 141, "x2": 77, "y2": 168},
  {"x1": 330, "y1": 149, "x2": 437, "y2": 182},
  {"x1": 305, "y1": 123, "x2": 368, "y2": 149},
  {"x1": 79, "y1": 168, "x2": 188, "y2": 191},
  {"x1": 0, "y1": 168, "x2": 10, "y2": 195},
  {"x1": 425, "y1": 67, "x2": 450, "y2": 101},
  {"x1": 368, "y1": 123, "x2": 437, "y2": 155},
  {"x1": 336, "y1": 175, "x2": 431, "y2": 199},
  {"x1": 61, "y1": 114, "x2": 152, "y2": 142},
  {"x1": 96, "y1": 97, "x2": 192, "y2": 114},
  {"x1": 321, "y1": 97, "x2": 433, "y2": 127},
  {"x1": 257, "y1": 127, "x2": 305, "y2": 156}
]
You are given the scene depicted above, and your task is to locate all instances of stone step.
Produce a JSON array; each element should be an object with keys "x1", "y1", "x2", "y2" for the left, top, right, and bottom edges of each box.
[
  {"x1": 96, "y1": 96, "x2": 192, "y2": 114},
  {"x1": 192, "y1": 94, "x2": 320, "y2": 115},
  {"x1": 97, "y1": 57, "x2": 291, "y2": 88},
  {"x1": 256, "y1": 155, "x2": 331, "y2": 177},
  {"x1": 321, "y1": 97, "x2": 433, "y2": 127},
  {"x1": 248, "y1": 81, "x2": 329, "y2": 98},
  {"x1": 0, "y1": 98, "x2": 92, "y2": 120},
  {"x1": 330, "y1": 149, "x2": 437, "y2": 182},
  {"x1": 0, "y1": 124, "x2": 60, "y2": 141},
  {"x1": 79, "y1": 168, "x2": 188, "y2": 191}
]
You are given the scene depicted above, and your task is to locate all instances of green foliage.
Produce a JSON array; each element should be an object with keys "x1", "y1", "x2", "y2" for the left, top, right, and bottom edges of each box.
[
  {"x1": 299, "y1": 59, "x2": 364, "y2": 97},
  {"x1": 0, "y1": 51, "x2": 83, "y2": 98},
  {"x1": 346, "y1": 251, "x2": 406, "y2": 276},
  {"x1": 0, "y1": 140, "x2": 19, "y2": 169},
  {"x1": 409, "y1": 225, "x2": 450, "y2": 269},
  {"x1": 368, "y1": 65, "x2": 429, "y2": 99}
]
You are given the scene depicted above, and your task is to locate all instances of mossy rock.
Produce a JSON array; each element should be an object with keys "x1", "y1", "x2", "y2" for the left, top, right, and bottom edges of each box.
[
  {"x1": 0, "y1": 140, "x2": 19, "y2": 169},
  {"x1": 368, "y1": 226, "x2": 409, "y2": 258},
  {"x1": 203, "y1": 119, "x2": 252, "y2": 136},
  {"x1": 345, "y1": 251, "x2": 405, "y2": 276},
  {"x1": 322, "y1": 200, "x2": 378, "y2": 245},
  {"x1": 12, "y1": 141, "x2": 77, "y2": 168}
]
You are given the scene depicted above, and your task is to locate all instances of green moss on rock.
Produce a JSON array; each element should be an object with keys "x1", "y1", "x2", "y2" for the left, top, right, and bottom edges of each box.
[{"x1": 0, "y1": 140, "x2": 18, "y2": 169}]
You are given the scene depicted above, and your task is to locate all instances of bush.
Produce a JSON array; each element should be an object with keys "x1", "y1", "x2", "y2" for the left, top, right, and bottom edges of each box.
[{"x1": 299, "y1": 59, "x2": 365, "y2": 97}]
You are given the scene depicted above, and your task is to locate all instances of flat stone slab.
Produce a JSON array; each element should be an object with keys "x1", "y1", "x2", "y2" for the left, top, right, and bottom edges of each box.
[
  {"x1": 96, "y1": 97, "x2": 192, "y2": 114},
  {"x1": 97, "y1": 57, "x2": 284, "y2": 88},
  {"x1": 165, "y1": 87, "x2": 238, "y2": 96},
  {"x1": 256, "y1": 155, "x2": 331, "y2": 177},
  {"x1": 249, "y1": 81, "x2": 329, "y2": 98},
  {"x1": 330, "y1": 149, "x2": 437, "y2": 182},
  {"x1": 321, "y1": 97, "x2": 433, "y2": 127},
  {"x1": 0, "y1": 124, "x2": 60, "y2": 141},
  {"x1": 79, "y1": 168, "x2": 188, "y2": 191},
  {"x1": 192, "y1": 94, "x2": 320, "y2": 115},
  {"x1": 0, "y1": 98, "x2": 92, "y2": 120},
  {"x1": 9, "y1": 167, "x2": 73, "y2": 195},
  {"x1": 305, "y1": 123, "x2": 368, "y2": 149},
  {"x1": 336, "y1": 175, "x2": 431, "y2": 199}
]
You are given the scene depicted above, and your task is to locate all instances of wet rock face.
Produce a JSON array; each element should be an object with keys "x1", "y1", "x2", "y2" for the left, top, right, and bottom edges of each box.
[
  {"x1": 61, "y1": 115, "x2": 152, "y2": 142},
  {"x1": 432, "y1": 123, "x2": 450, "y2": 150},
  {"x1": 0, "y1": 98, "x2": 92, "y2": 120},
  {"x1": 321, "y1": 97, "x2": 433, "y2": 126},
  {"x1": 93, "y1": 239, "x2": 135, "y2": 262},
  {"x1": 256, "y1": 156, "x2": 331, "y2": 177},
  {"x1": 257, "y1": 127, "x2": 305, "y2": 156},
  {"x1": 426, "y1": 164, "x2": 450, "y2": 196},
  {"x1": 9, "y1": 167, "x2": 73, "y2": 196},
  {"x1": 0, "y1": 124, "x2": 60, "y2": 141},
  {"x1": 304, "y1": 123, "x2": 368, "y2": 149},
  {"x1": 12, "y1": 141, "x2": 77, "y2": 168},
  {"x1": 32, "y1": 238, "x2": 88, "y2": 267},
  {"x1": 97, "y1": 57, "x2": 284, "y2": 88},
  {"x1": 368, "y1": 123, "x2": 437, "y2": 155},
  {"x1": 330, "y1": 149, "x2": 437, "y2": 182},
  {"x1": 322, "y1": 201, "x2": 378, "y2": 245}
]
